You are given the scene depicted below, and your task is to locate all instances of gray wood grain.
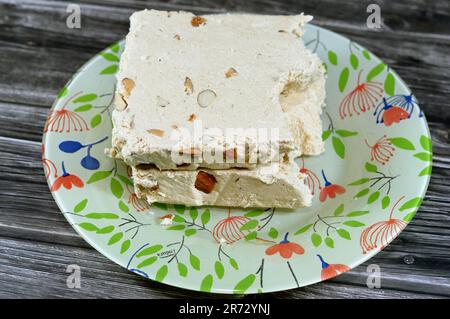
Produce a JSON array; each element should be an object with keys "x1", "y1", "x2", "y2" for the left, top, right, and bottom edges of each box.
[
  {"x1": 0, "y1": 236, "x2": 443, "y2": 299},
  {"x1": 0, "y1": 0, "x2": 449, "y2": 298},
  {"x1": 0, "y1": 121, "x2": 448, "y2": 297},
  {"x1": 1, "y1": 0, "x2": 450, "y2": 122}
]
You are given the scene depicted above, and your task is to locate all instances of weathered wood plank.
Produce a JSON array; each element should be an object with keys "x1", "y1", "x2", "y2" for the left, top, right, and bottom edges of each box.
[
  {"x1": 0, "y1": 102, "x2": 48, "y2": 141},
  {"x1": 4, "y1": 0, "x2": 450, "y2": 38},
  {"x1": 0, "y1": 0, "x2": 450, "y2": 122},
  {"x1": 0, "y1": 236, "x2": 444, "y2": 298},
  {"x1": 0, "y1": 40, "x2": 93, "y2": 108},
  {"x1": 0, "y1": 134, "x2": 449, "y2": 297},
  {"x1": 0, "y1": 136, "x2": 88, "y2": 246}
]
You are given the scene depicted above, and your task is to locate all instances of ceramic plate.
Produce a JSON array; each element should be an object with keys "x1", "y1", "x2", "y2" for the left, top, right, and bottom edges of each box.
[{"x1": 42, "y1": 24, "x2": 432, "y2": 294}]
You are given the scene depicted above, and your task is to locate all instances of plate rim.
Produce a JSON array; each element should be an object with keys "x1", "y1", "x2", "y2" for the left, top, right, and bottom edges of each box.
[{"x1": 42, "y1": 23, "x2": 433, "y2": 294}]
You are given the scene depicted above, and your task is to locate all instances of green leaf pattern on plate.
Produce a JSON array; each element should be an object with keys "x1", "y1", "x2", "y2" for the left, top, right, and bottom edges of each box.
[
  {"x1": 99, "y1": 42, "x2": 121, "y2": 75},
  {"x1": 338, "y1": 67, "x2": 349, "y2": 92},
  {"x1": 349, "y1": 162, "x2": 399, "y2": 205},
  {"x1": 323, "y1": 112, "x2": 358, "y2": 159},
  {"x1": 294, "y1": 205, "x2": 368, "y2": 249}
]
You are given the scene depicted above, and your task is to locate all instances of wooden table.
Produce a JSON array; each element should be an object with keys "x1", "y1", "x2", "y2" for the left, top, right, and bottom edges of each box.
[{"x1": 0, "y1": 0, "x2": 449, "y2": 299}]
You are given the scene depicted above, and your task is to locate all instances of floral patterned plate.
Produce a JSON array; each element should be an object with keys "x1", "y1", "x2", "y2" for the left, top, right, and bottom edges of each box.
[{"x1": 42, "y1": 24, "x2": 432, "y2": 294}]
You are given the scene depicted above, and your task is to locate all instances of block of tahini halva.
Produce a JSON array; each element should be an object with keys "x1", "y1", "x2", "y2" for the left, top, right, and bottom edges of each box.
[
  {"x1": 108, "y1": 9, "x2": 326, "y2": 170},
  {"x1": 132, "y1": 162, "x2": 313, "y2": 208}
]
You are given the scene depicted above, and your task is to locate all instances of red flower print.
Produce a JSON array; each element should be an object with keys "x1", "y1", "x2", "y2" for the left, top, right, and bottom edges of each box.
[
  {"x1": 365, "y1": 135, "x2": 396, "y2": 165},
  {"x1": 50, "y1": 162, "x2": 84, "y2": 192},
  {"x1": 339, "y1": 70, "x2": 383, "y2": 119},
  {"x1": 265, "y1": 233, "x2": 305, "y2": 259},
  {"x1": 360, "y1": 196, "x2": 407, "y2": 254},
  {"x1": 317, "y1": 255, "x2": 350, "y2": 280},
  {"x1": 125, "y1": 183, "x2": 151, "y2": 212},
  {"x1": 319, "y1": 170, "x2": 346, "y2": 202},
  {"x1": 374, "y1": 98, "x2": 410, "y2": 126},
  {"x1": 128, "y1": 193, "x2": 151, "y2": 212},
  {"x1": 381, "y1": 94, "x2": 422, "y2": 118},
  {"x1": 127, "y1": 165, "x2": 133, "y2": 178},
  {"x1": 213, "y1": 209, "x2": 251, "y2": 244},
  {"x1": 299, "y1": 158, "x2": 321, "y2": 195},
  {"x1": 44, "y1": 108, "x2": 89, "y2": 133},
  {"x1": 41, "y1": 145, "x2": 58, "y2": 179}
]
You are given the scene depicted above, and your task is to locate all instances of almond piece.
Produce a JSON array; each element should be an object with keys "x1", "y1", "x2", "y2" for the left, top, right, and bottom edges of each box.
[
  {"x1": 194, "y1": 171, "x2": 217, "y2": 194},
  {"x1": 292, "y1": 29, "x2": 301, "y2": 38},
  {"x1": 160, "y1": 214, "x2": 173, "y2": 225},
  {"x1": 197, "y1": 89, "x2": 217, "y2": 108},
  {"x1": 147, "y1": 129, "x2": 165, "y2": 137},
  {"x1": 191, "y1": 16, "x2": 207, "y2": 27},
  {"x1": 184, "y1": 77, "x2": 194, "y2": 94},
  {"x1": 136, "y1": 163, "x2": 158, "y2": 170},
  {"x1": 149, "y1": 185, "x2": 160, "y2": 192},
  {"x1": 122, "y1": 78, "x2": 135, "y2": 98},
  {"x1": 180, "y1": 147, "x2": 202, "y2": 156},
  {"x1": 188, "y1": 114, "x2": 197, "y2": 122},
  {"x1": 114, "y1": 93, "x2": 128, "y2": 111},
  {"x1": 156, "y1": 95, "x2": 169, "y2": 107},
  {"x1": 159, "y1": 214, "x2": 173, "y2": 220},
  {"x1": 108, "y1": 147, "x2": 118, "y2": 157},
  {"x1": 224, "y1": 147, "x2": 237, "y2": 160},
  {"x1": 225, "y1": 67, "x2": 238, "y2": 78}
]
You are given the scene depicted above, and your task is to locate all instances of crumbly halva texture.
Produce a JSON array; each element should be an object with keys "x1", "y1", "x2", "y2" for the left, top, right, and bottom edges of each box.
[
  {"x1": 132, "y1": 162, "x2": 313, "y2": 208},
  {"x1": 108, "y1": 9, "x2": 326, "y2": 170}
]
